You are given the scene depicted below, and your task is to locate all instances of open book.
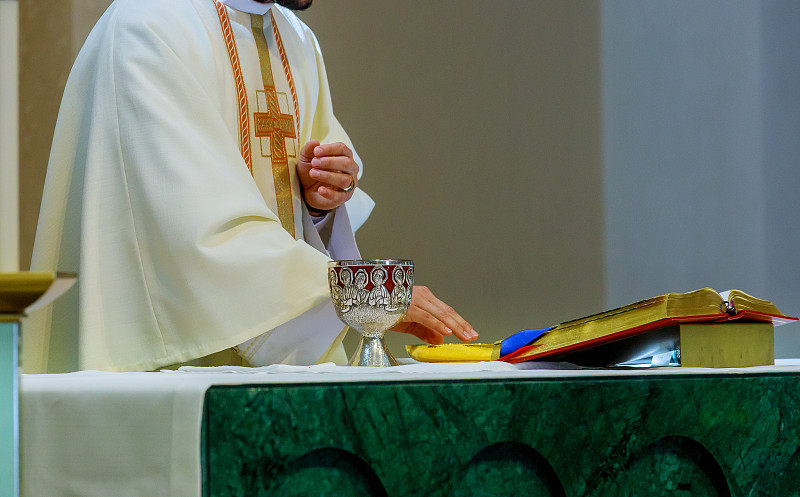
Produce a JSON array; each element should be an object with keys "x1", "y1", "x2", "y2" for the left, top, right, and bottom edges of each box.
[{"x1": 407, "y1": 288, "x2": 797, "y2": 364}]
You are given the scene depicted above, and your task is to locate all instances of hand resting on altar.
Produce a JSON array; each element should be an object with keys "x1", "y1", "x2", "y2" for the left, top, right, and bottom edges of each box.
[
  {"x1": 391, "y1": 285, "x2": 479, "y2": 345},
  {"x1": 297, "y1": 140, "x2": 359, "y2": 216},
  {"x1": 297, "y1": 140, "x2": 477, "y2": 345}
]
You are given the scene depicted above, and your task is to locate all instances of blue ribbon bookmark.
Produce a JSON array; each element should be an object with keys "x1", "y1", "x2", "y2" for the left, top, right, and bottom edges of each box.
[{"x1": 499, "y1": 327, "x2": 556, "y2": 357}]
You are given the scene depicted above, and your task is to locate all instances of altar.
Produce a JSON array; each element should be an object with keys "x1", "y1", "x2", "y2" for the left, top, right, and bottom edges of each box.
[{"x1": 19, "y1": 362, "x2": 800, "y2": 496}]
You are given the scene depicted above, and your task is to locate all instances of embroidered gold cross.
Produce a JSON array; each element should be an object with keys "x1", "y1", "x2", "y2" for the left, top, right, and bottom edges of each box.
[
  {"x1": 251, "y1": 13, "x2": 296, "y2": 238},
  {"x1": 254, "y1": 87, "x2": 297, "y2": 163}
]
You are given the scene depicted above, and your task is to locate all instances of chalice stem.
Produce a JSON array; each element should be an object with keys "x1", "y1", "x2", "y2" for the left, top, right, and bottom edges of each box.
[{"x1": 349, "y1": 333, "x2": 398, "y2": 367}]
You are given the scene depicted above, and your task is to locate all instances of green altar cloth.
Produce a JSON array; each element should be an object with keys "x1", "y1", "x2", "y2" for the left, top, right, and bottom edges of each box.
[{"x1": 203, "y1": 371, "x2": 800, "y2": 497}]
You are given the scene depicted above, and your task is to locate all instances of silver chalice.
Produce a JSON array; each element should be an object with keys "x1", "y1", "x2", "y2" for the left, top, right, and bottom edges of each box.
[{"x1": 328, "y1": 259, "x2": 414, "y2": 367}]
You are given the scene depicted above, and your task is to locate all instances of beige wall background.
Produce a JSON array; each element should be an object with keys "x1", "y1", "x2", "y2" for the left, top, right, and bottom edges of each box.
[
  {"x1": 299, "y1": 2, "x2": 604, "y2": 353},
  {"x1": 19, "y1": 0, "x2": 109, "y2": 273},
  {"x1": 18, "y1": 0, "x2": 604, "y2": 355}
]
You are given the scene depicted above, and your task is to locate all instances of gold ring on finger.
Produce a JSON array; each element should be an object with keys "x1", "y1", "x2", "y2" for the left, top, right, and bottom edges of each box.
[{"x1": 342, "y1": 175, "x2": 356, "y2": 192}]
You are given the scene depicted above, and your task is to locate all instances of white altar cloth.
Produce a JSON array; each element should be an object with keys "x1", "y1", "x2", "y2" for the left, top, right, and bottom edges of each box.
[{"x1": 20, "y1": 360, "x2": 800, "y2": 497}]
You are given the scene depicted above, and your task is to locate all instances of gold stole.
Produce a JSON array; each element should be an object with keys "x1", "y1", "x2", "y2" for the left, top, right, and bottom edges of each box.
[{"x1": 214, "y1": 3, "x2": 300, "y2": 239}]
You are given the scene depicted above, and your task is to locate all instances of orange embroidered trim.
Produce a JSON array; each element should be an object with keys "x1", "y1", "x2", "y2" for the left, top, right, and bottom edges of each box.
[
  {"x1": 215, "y1": 1, "x2": 252, "y2": 174},
  {"x1": 270, "y1": 10, "x2": 300, "y2": 132}
]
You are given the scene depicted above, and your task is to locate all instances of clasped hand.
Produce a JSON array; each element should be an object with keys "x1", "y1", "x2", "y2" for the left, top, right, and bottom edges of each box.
[{"x1": 297, "y1": 140, "x2": 358, "y2": 215}]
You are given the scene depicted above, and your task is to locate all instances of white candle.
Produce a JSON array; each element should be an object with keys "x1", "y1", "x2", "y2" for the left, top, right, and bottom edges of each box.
[{"x1": 0, "y1": 0, "x2": 20, "y2": 273}]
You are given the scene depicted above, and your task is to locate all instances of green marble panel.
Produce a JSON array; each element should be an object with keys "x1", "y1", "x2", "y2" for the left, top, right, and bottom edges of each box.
[
  {"x1": 203, "y1": 373, "x2": 800, "y2": 496},
  {"x1": 0, "y1": 321, "x2": 19, "y2": 497}
]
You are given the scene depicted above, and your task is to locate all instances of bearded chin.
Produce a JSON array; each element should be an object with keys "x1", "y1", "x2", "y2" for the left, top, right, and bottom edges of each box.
[{"x1": 274, "y1": 0, "x2": 312, "y2": 10}]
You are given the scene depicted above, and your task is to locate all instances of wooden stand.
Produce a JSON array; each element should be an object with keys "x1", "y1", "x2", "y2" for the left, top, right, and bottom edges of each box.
[
  {"x1": 0, "y1": 272, "x2": 75, "y2": 497},
  {"x1": 559, "y1": 322, "x2": 775, "y2": 368},
  {"x1": 679, "y1": 322, "x2": 774, "y2": 368}
]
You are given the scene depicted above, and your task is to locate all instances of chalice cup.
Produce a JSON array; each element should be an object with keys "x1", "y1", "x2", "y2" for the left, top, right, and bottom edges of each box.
[{"x1": 328, "y1": 259, "x2": 414, "y2": 367}]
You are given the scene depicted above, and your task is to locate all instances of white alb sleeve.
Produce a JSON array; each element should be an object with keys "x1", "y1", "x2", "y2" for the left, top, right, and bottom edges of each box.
[{"x1": 238, "y1": 202, "x2": 361, "y2": 365}]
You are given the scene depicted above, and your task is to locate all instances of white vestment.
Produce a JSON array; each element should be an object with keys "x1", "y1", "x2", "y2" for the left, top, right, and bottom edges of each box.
[{"x1": 25, "y1": 0, "x2": 373, "y2": 372}]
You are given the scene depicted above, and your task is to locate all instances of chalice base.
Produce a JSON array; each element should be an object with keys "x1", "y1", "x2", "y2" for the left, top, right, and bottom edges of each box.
[{"x1": 348, "y1": 334, "x2": 398, "y2": 367}]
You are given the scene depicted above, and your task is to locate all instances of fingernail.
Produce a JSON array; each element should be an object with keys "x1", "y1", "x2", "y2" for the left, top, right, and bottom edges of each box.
[
  {"x1": 444, "y1": 327, "x2": 453, "y2": 336},
  {"x1": 314, "y1": 146, "x2": 324, "y2": 156},
  {"x1": 311, "y1": 157, "x2": 321, "y2": 166},
  {"x1": 310, "y1": 169, "x2": 320, "y2": 179},
  {"x1": 469, "y1": 329, "x2": 478, "y2": 339}
]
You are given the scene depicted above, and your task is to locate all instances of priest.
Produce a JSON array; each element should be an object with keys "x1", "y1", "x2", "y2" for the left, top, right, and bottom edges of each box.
[{"x1": 25, "y1": 0, "x2": 477, "y2": 373}]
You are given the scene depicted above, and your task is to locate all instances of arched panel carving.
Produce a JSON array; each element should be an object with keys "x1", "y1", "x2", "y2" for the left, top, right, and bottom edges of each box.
[
  {"x1": 777, "y1": 445, "x2": 800, "y2": 497},
  {"x1": 264, "y1": 447, "x2": 388, "y2": 497},
  {"x1": 590, "y1": 435, "x2": 731, "y2": 497},
  {"x1": 450, "y1": 441, "x2": 565, "y2": 497}
]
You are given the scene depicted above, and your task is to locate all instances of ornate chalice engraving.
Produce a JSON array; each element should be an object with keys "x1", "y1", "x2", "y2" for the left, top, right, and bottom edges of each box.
[
  {"x1": 368, "y1": 267, "x2": 389, "y2": 306},
  {"x1": 388, "y1": 266, "x2": 408, "y2": 311},
  {"x1": 328, "y1": 259, "x2": 414, "y2": 367},
  {"x1": 353, "y1": 269, "x2": 369, "y2": 305}
]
